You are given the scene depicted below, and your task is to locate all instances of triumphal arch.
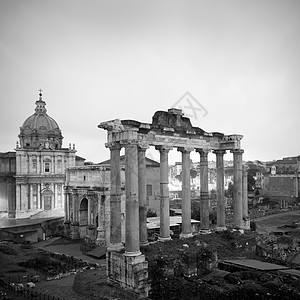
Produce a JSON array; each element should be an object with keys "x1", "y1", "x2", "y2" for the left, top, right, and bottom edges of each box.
[{"x1": 99, "y1": 108, "x2": 249, "y2": 296}]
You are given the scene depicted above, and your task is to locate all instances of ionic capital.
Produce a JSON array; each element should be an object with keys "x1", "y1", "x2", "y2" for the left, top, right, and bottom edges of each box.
[
  {"x1": 230, "y1": 149, "x2": 244, "y2": 155},
  {"x1": 196, "y1": 148, "x2": 210, "y2": 156},
  {"x1": 155, "y1": 145, "x2": 173, "y2": 153},
  {"x1": 138, "y1": 142, "x2": 149, "y2": 151},
  {"x1": 177, "y1": 146, "x2": 194, "y2": 153},
  {"x1": 105, "y1": 142, "x2": 122, "y2": 151},
  {"x1": 213, "y1": 149, "x2": 227, "y2": 156}
]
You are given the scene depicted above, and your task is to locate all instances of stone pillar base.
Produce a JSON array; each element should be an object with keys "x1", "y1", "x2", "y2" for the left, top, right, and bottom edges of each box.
[
  {"x1": 179, "y1": 232, "x2": 193, "y2": 239},
  {"x1": 215, "y1": 226, "x2": 227, "y2": 232},
  {"x1": 107, "y1": 251, "x2": 149, "y2": 297},
  {"x1": 140, "y1": 241, "x2": 150, "y2": 247},
  {"x1": 158, "y1": 236, "x2": 172, "y2": 242},
  {"x1": 199, "y1": 229, "x2": 212, "y2": 235},
  {"x1": 125, "y1": 250, "x2": 142, "y2": 257}
]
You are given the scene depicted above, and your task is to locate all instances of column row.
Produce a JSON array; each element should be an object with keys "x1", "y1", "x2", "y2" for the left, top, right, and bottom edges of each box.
[{"x1": 107, "y1": 142, "x2": 248, "y2": 257}]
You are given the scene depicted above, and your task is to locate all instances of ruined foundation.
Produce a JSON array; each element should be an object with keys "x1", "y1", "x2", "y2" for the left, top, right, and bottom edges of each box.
[{"x1": 107, "y1": 251, "x2": 149, "y2": 297}]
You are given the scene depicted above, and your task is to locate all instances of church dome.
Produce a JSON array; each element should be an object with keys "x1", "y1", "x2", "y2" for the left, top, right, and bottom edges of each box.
[{"x1": 18, "y1": 91, "x2": 63, "y2": 150}]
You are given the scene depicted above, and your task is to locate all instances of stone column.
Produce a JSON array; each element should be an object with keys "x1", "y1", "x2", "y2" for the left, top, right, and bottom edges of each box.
[
  {"x1": 37, "y1": 184, "x2": 40, "y2": 209},
  {"x1": 88, "y1": 197, "x2": 91, "y2": 225},
  {"x1": 70, "y1": 192, "x2": 79, "y2": 239},
  {"x1": 178, "y1": 147, "x2": 193, "y2": 238},
  {"x1": 124, "y1": 141, "x2": 141, "y2": 256},
  {"x1": 231, "y1": 149, "x2": 244, "y2": 229},
  {"x1": 242, "y1": 167, "x2": 250, "y2": 229},
  {"x1": 214, "y1": 150, "x2": 226, "y2": 230},
  {"x1": 108, "y1": 142, "x2": 123, "y2": 251},
  {"x1": 64, "y1": 192, "x2": 69, "y2": 222},
  {"x1": 96, "y1": 195, "x2": 106, "y2": 246},
  {"x1": 156, "y1": 146, "x2": 173, "y2": 241},
  {"x1": 197, "y1": 149, "x2": 210, "y2": 230},
  {"x1": 138, "y1": 145, "x2": 149, "y2": 246}
]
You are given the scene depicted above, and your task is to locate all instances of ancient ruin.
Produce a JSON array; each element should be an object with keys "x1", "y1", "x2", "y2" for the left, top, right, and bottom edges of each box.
[{"x1": 99, "y1": 108, "x2": 249, "y2": 296}]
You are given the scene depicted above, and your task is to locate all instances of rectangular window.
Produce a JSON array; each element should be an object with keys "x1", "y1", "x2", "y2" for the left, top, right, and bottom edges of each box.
[
  {"x1": 146, "y1": 184, "x2": 152, "y2": 196},
  {"x1": 32, "y1": 159, "x2": 37, "y2": 170},
  {"x1": 45, "y1": 162, "x2": 50, "y2": 173}
]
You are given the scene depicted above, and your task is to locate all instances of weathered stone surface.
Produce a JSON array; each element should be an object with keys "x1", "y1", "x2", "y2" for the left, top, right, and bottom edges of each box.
[{"x1": 107, "y1": 251, "x2": 149, "y2": 296}]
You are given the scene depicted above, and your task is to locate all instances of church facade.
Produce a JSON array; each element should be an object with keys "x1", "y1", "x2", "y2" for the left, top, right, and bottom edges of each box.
[{"x1": 1, "y1": 91, "x2": 80, "y2": 219}]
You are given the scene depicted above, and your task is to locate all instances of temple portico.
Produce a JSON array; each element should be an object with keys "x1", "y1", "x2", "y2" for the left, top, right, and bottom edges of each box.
[{"x1": 99, "y1": 108, "x2": 248, "y2": 297}]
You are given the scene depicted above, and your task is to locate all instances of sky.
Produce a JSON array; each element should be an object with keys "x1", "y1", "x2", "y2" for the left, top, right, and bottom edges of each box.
[{"x1": 0, "y1": 0, "x2": 300, "y2": 164}]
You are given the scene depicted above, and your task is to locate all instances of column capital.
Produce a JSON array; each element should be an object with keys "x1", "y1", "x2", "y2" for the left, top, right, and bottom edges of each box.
[
  {"x1": 155, "y1": 145, "x2": 173, "y2": 153},
  {"x1": 105, "y1": 142, "x2": 122, "y2": 150},
  {"x1": 230, "y1": 149, "x2": 244, "y2": 155},
  {"x1": 177, "y1": 146, "x2": 194, "y2": 153},
  {"x1": 213, "y1": 149, "x2": 227, "y2": 155},
  {"x1": 195, "y1": 148, "x2": 210, "y2": 155},
  {"x1": 138, "y1": 142, "x2": 149, "y2": 151}
]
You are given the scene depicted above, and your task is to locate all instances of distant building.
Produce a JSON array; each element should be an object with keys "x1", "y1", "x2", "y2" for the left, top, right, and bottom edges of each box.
[
  {"x1": 64, "y1": 156, "x2": 160, "y2": 243},
  {"x1": 263, "y1": 156, "x2": 300, "y2": 206},
  {"x1": 0, "y1": 152, "x2": 16, "y2": 218}
]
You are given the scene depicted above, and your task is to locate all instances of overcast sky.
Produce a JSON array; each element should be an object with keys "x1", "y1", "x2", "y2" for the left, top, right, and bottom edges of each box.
[{"x1": 1, "y1": 0, "x2": 299, "y2": 164}]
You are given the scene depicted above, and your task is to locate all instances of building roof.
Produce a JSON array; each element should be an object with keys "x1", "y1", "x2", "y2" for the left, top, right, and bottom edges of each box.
[
  {"x1": 0, "y1": 152, "x2": 16, "y2": 158},
  {"x1": 99, "y1": 155, "x2": 159, "y2": 167}
]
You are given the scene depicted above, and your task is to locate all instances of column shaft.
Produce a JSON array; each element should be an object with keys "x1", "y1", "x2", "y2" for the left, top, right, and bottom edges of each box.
[
  {"x1": 156, "y1": 146, "x2": 172, "y2": 241},
  {"x1": 242, "y1": 169, "x2": 248, "y2": 218},
  {"x1": 214, "y1": 150, "x2": 226, "y2": 229},
  {"x1": 231, "y1": 149, "x2": 244, "y2": 228},
  {"x1": 179, "y1": 148, "x2": 192, "y2": 237},
  {"x1": 125, "y1": 143, "x2": 141, "y2": 256},
  {"x1": 138, "y1": 147, "x2": 149, "y2": 246},
  {"x1": 64, "y1": 192, "x2": 68, "y2": 221},
  {"x1": 88, "y1": 198, "x2": 91, "y2": 225},
  {"x1": 199, "y1": 150, "x2": 210, "y2": 230},
  {"x1": 109, "y1": 143, "x2": 122, "y2": 250}
]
